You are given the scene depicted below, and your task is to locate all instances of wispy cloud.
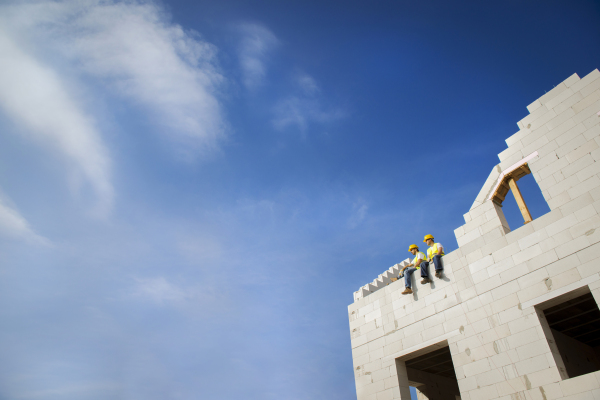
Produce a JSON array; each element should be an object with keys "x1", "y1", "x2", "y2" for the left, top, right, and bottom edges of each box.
[
  {"x1": 131, "y1": 277, "x2": 190, "y2": 304},
  {"x1": 0, "y1": 28, "x2": 113, "y2": 216},
  {"x1": 236, "y1": 24, "x2": 341, "y2": 134},
  {"x1": 347, "y1": 199, "x2": 369, "y2": 229},
  {"x1": 272, "y1": 72, "x2": 344, "y2": 133},
  {"x1": 0, "y1": 195, "x2": 48, "y2": 245},
  {"x1": 0, "y1": 0, "x2": 227, "y2": 216},
  {"x1": 295, "y1": 72, "x2": 320, "y2": 96},
  {"x1": 237, "y1": 23, "x2": 279, "y2": 90},
  {"x1": 59, "y1": 0, "x2": 227, "y2": 155}
]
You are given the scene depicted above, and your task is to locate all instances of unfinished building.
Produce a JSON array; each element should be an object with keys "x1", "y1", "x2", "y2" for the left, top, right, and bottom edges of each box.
[{"x1": 349, "y1": 69, "x2": 600, "y2": 400}]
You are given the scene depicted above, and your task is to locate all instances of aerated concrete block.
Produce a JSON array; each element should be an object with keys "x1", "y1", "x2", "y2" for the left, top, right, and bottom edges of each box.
[
  {"x1": 570, "y1": 69, "x2": 600, "y2": 93},
  {"x1": 573, "y1": 90, "x2": 600, "y2": 114},
  {"x1": 547, "y1": 191, "x2": 571, "y2": 209},
  {"x1": 555, "y1": 125, "x2": 586, "y2": 150},
  {"x1": 519, "y1": 103, "x2": 552, "y2": 128},
  {"x1": 580, "y1": 78, "x2": 600, "y2": 98},
  {"x1": 546, "y1": 108, "x2": 576, "y2": 131},
  {"x1": 564, "y1": 73, "x2": 581, "y2": 88},
  {"x1": 574, "y1": 99, "x2": 600, "y2": 124},
  {"x1": 554, "y1": 91, "x2": 585, "y2": 115},
  {"x1": 539, "y1": 83, "x2": 570, "y2": 107},
  {"x1": 522, "y1": 125, "x2": 550, "y2": 147},
  {"x1": 545, "y1": 88, "x2": 575, "y2": 110},
  {"x1": 566, "y1": 138, "x2": 599, "y2": 163},
  {"x1": 498, "y1": 141, "x2": 524, "y2": 162}
]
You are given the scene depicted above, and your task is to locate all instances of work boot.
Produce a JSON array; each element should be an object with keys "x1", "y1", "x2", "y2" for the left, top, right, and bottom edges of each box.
[
  {"x1": 402, "y1": 287, "x2": 413, "y2": 295},
  {"x1": 435, "y1": 271, "x2": 442, "y2": 278},
  {"x1": 421, "y1": 278, "x2": 431, "y2": 284}
]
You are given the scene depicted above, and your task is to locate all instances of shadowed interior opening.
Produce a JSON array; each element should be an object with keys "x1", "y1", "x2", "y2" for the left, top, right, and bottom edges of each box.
[
  {"x1": 542, "y1": 292, "x2": 600, "y2": 379},
  {"x1": 405, "y1": 347, "x2": 457, "y2": 380},
  {"x1": 402, "y1": 345, "x2": 461, "y2": 400}
]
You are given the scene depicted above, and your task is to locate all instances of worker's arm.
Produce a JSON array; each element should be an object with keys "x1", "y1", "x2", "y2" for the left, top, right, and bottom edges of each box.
[
  {"x1": 399, "y1": 262, "x2": 414, "y2": 276},
  {"x1": 437, "y1": 246, "x2": 444, "y2": 256},
  {"x1": 392, "y1": 264, "x2": 410, "y2": 281}
]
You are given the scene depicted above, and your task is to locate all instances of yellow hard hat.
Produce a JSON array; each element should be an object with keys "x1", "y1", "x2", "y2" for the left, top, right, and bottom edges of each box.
[
  {"x1": 423, "y1": 234, "x2": 434, "y2": 242},
  {"x1": 408, "y1": 244, "x2": 419, "y2": 252}
]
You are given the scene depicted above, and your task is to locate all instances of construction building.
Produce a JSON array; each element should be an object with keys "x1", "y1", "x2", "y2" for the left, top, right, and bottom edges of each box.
[{"x1": 348, "y1": 69, "x2": 600, "y2": 400}]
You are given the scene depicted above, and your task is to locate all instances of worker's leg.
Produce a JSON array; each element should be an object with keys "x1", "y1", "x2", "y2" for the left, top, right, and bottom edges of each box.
[
  {"x1": 419, "y1": 262, "x2": 432, "y2": 284},
  {"x1": 419, "y1": 262, "x2": 430, "y2": 278},
  {"x1": 404, "y1": 267, "x2": 417, "y2": 288},
  {"x1": 433, "y1": 255, "x2": 444, "y2": 278},
  {"x1": 432, "y1": 255, "x2": 444, "y2": 272}
]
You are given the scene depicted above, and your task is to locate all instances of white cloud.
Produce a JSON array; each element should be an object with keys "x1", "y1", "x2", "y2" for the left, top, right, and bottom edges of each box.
[
  {"x1": 131, "y1": 277, "x2": 190, "y2": 304},
  {"x1": 237, "y1": 23, "x2": 279, "y2": 90},
  {"x1": 295, "y1": 72, "x2": 320, "y2": 95},
  {"x1": 60, "y1": 0, "x2": 227, "y2": 155},
  {"x1": 272, "y1": 72, "x2": 344, "y2": 133},
  {"x1": 0, "y1": 29, "x2": 113, "y2": 216},
  {"x1": 347, "y1": 199, "x2": 368, "y2": 229},
  {"x1": 272, "y1": 96, "x2": 344, "y2": 133},
  {"x1": 0, "y1": 196, "x2": 48, "y2": 245},
  {"x1": 0, "y1": 0, "x2": 227, "y2": 215}
]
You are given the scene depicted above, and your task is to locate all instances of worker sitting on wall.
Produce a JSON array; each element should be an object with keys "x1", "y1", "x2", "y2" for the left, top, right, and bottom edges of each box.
[
  {"x1": 400, "y1": 244, "x2": 431, "y2": 294},
  {"x1": 424, "y1": 234, "x2": 444, "y2": 278}
]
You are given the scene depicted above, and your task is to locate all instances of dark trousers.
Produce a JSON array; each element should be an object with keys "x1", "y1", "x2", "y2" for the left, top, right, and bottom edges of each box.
[
  {"x1": 404, "y1": 262, "x2": 429, "y2": 288},
  {"x1": 431, "y1": 255, "x2": 444, "y2": 272}
]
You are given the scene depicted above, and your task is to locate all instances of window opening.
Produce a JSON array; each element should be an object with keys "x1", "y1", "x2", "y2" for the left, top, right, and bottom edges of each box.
[
  {"x1": 501, "y1": 173, "x2": 551, "y2": 230},
  {"x1": 538, "y1": 292, "x2": 600, "y2": 379},
  {"x1": 401, "y1": 346, "x2": 461, "y2": 399},
  {"x1": 490, "y1": 163, "x2": 533, "y2": 224},
  {"x1": 507, "y1": 173, "x2": 532, "y2": 223},
  {"x1": 489, "y1": 160, "x2": 550, "y2": 228}
]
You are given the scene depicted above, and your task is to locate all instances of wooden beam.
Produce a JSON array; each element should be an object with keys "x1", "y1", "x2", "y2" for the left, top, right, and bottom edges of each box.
[
  {"x1": 508, "y1": 178, "x2": 533, "y2": 224},
  {"x1": 494, "y1": 190, "x2": 507, "y2": 203},
  {"x1": 511, "y1": 164, "x2": 532, "y2": 182},
  {"x1": 489, "y1": 163, "x2": 533, "y2": 204}
]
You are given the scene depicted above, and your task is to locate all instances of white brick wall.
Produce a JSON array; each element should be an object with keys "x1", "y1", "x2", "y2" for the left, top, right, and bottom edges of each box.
[{"x1": 349, "y1": 70, "x2": 600, "y2": 400}]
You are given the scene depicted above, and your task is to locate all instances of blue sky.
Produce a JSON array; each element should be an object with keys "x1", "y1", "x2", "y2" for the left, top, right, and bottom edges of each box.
[{"x1": 0, "y1": 1, "x2": 598, "y2": 399}]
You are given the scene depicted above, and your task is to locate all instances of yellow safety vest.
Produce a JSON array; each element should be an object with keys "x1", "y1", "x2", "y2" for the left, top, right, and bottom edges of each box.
[
  {"x1": 413, "y1": 252, "x2": 426, "y2": 269},
  {"x1": 427, "y1": 243, "x2": 444, "y2": 259}
]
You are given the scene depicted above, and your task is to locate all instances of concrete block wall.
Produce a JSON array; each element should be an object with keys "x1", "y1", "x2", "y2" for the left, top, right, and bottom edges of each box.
[{"x1": 349, "y1": 69, "x2": 600, "y2": 400}]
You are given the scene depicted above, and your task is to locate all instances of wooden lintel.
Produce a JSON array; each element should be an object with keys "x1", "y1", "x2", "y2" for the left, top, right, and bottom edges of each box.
[
  {"x1": 489, "y1": 163, "x2": 532, "y2": 205},
  {"x1": 508, "y1": 177, "x2": 533, "y2": 224},
  {"x1": 510, "y1": 164, "x2": 532, "y2": 183},
  {"x1": 493, "y1": 192, "x2": 506, "y2": 203}
]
